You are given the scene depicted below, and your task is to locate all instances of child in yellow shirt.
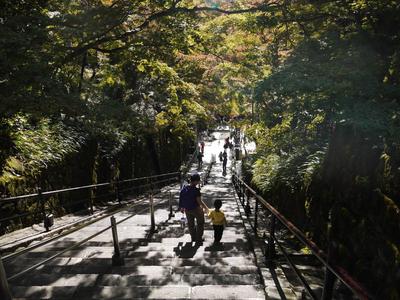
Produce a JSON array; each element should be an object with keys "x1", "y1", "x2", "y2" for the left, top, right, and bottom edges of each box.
[{"x1": 208, "y1": 200, "x2": 227, "y2": 245}]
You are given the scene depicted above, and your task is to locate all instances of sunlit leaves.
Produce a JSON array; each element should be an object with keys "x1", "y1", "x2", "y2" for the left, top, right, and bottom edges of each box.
[{"x1": 0, "y1": 115, "x2": 85, "y2": 185}]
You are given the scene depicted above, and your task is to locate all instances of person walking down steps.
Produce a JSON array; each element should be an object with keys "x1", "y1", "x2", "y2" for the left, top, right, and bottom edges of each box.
[
  {"x1": 222, "y1": 150, "x2": 228, "y2": 175},
  {"x1": 179, "y1": 174, "x2": 209, "y2": 245},
  {"x1": 208, "y1": 200, "x2": 227, "y2": 245},
  {"x1": 197, "y1": 151, "x2": 203, "y2": 170}
]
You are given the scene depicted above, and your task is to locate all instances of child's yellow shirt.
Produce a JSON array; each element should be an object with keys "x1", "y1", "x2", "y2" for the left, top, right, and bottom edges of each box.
[{"x1": 208, "y1": 209, "x2": 225, "y2": 225}]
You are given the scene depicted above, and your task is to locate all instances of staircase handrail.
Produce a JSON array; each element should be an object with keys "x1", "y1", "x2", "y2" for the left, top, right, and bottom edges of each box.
[
  {"x1": 0, "y1": 172, "x2": 180, "y2": 203},
  {"x1": 232, "y1": 172, "x2": 372, "y2": 300}
]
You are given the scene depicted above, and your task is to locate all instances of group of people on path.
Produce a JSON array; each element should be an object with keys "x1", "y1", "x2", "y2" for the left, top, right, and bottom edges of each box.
[
  {"x1": 178, "y1": 173, "x2": 227, "y2": 246},
  {"x1": 181, "y1": 135, "x2": 234, "y2": 246}
]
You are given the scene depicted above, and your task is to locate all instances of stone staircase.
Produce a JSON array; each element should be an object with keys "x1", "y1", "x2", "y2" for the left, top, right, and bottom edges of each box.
[{"x1": 4, "y1": 153, "x2": 267, "y2": 299}]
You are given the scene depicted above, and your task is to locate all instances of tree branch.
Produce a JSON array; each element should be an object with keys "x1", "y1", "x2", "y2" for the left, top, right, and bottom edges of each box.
[{"x1": 61, "y1": 2, "x2": 281, "y2": 63}]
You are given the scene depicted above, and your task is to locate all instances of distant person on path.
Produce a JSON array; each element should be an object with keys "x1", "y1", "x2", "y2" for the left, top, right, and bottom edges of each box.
[
  {"x1": 218, "y1": 151, "x2": 223, "y2": 162},
  {"x1": 208, "y1": 200, "x2": 227, "y2": 245},
  {"x1": 222, "y1": 150, "x2": 228, "y2": 175},
  {"x1": 223, "y1": 138, "x2": 229, "y2": 150},
  {"x1": 179, "y1": 174, "x2": 209, "y2": 245},
  {"x1": 197, "y1": 151, "x2": 203, "y2": 169},
  {"x1": 200, "y1": 141, "x2": 205, "y2": 154}
]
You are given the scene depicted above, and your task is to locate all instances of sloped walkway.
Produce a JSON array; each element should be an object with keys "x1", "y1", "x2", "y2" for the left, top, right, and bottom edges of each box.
[{"x1": 4, "y1": 136, "x2": 267, "y2": 299}]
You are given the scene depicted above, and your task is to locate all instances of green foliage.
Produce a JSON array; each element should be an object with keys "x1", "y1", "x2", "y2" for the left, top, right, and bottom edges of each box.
[
  {"x1": 1, "y1": 0, "x2": 217, "y2": 198},
  {"x1": 0, "y1": 115, "x2": 85, "y2": 194},
  {"x1": 1, "y1": 0, "x2": 399, "y2": 295},
  {"x1": 247, "y1": 1, "x2": 400, "y2": 297}
]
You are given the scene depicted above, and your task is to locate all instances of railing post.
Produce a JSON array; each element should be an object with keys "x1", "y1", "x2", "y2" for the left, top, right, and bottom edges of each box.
[
  {"x1": 322, "y1": 242, "x2": 336, "y2": 299},
  {"x1": 241, "y1": 182, "x2": 245, "y2": 205},
  {"x1": 322, "y1": 266, "x2": 335, "y2": 300},
  {"x1": 87, "y1": 185, "x2": 94, "y2": 215},
  {"x1": 38, "y1": 187, "x2": 49, "y2": 232},
  {"x1": 254, "y1": 197, "x2": 258, "y2": 236},
  {"x1": 322, "y1": 206, "x2": 337, "y2": 300},
  {"x1": 110, "y1": 216, "x2": 125, "y2": 266},
  {"x1": 238, "y1": 181, "x2": 242, "y2": 202},
  {"x1": 266, "y1": 215, "x2": 276, "y2": 261},
  {"x1": 0, "y1": 257, "x2": 12, "y2": 300},
  {"x1": 115, "y1": 178, "x2": 121, "y2": 204},
  {"x1": 168, "y1": 191, "x2": 174, "y2": 219},
  {"x1": 245, "y1": 189, "x2": 251, "y2": 215},
  {"x1": 89, "y1": 190, "x2": 94, "y2": 215},
  {"x1": 149, "y1": 193, "x2": 156, "y2": 233},
  {"x1": 149, "y1": 177, "x2": 154, "y2": 194}
]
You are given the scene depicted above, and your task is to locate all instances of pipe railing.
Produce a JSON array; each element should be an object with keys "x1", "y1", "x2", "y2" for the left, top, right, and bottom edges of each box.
[
  {"x1": 0, "y1": 174, "x2": 180, "y2": 300},
  {"x1": 4, "y1": 186, "x2": 173, "y2": 281},
  {"x1": 232, "y1": 172, "x2": 372, "y2": 300},
  {"x1": 0, "y1": 143, "x2": 204, "y2": 299},
  {"x1": 0, "y1": 172, "x2": 180, "y2": 234},
  {"x1": 1, "y1": 175, "x2": 178, "y2": 262},
  {"x1": 201, "y1": 162, "x2": 214, "y2": 186},
  {"x1": 180, "y1": 147, "x2": 199, "y2": 179}
]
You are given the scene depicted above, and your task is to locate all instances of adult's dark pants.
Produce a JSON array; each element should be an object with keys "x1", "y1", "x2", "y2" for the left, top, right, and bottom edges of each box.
[
  {"x1": 213, "y1": 225, "x2": 224, "y2": 243},
  {"x1": 185, "y1": 207, "x2": 205, "y2": 242}
]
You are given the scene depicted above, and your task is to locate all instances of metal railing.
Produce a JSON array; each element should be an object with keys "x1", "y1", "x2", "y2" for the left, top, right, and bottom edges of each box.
[
  {"x1": 0, "y1": 171, "x2": 181, "y2": 300},
  {"x1": 200, "y1": 162, "x2": 214, "y2": 187},
  {"x1": 1, "y1": 173, "x2": 179, "y2": 260},
  {"x1": 0, "y1": 140, "x2": 206, "y2": 299},
  {"x1": 181, "y1": 147, "x2": 199, "y2": 175},
  {"x1": 232, "y1": 173, "x2": 372, "y2": 300},
  {"x1": 0, "y1": 172, "x2": 179, "y2": 235},
  {"x1": 5, "y1": 187, "x2": 172, "y2": 281}
]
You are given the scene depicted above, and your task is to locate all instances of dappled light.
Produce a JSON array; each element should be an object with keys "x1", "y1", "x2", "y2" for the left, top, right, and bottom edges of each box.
[{"x1": 1, "y1": 0, "x2": 399, "y2": 299}]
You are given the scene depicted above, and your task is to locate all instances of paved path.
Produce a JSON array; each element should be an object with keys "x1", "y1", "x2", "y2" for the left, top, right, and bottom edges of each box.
[{"x1": 3, "y1": 133, "x2": 267, "y2": 299}]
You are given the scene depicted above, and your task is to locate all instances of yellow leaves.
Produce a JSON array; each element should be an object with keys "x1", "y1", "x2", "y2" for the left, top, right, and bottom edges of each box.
[
  {"x1": 137, "y1": 60, "x2": 147, "y2": 73},
  {"x1": 100, "y1": 0, "x2": 114, "y2": 6},
  {"x1": 137, "y1": 59, "x2": 178, "y2": 80},
  {"x1": 182, "y1": 99, "x2": 207, "y2": 117},
  {"x1": 306, "y1": 113, "x2": 325, "y2": 132},
  {"x1": 300, "y1": 246, "x2": 312, "y2": 255},
  {"x1": 230, "y1": 98, "x2": 240, "y2": 116},
  {"x1": 7, "y1": 157, "x2": 24, "y2": 172},
  {"x1": 380, "y1": 151, "x2": 392, "y2": 182},
  {"x1": 105, "y1": 76, "x2": 115, "y2": 85},
  {"x1": 169, "y1": 105, "x2": 182, "y2": 115},
  {"x1": 156, "y1": 105, "x2": 184, "y2": 128},
  {"x1": 155, "y1": 112, "x2": 169, "y2": 127},
  {"x1": 0, "y1": 157, "x2": 25, "y2": 185}
]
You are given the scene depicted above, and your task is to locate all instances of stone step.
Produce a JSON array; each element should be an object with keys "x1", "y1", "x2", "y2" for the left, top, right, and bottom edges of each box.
[
  {"x1": 14, "y1": 272, "x2": 261, "y2": 287},
  {"x1": 69, "y1": 284, "x2": 265, "y2": 299},
  {"x1": 190, "y1": 284, "x2": 265, "y2": 300},
  {"x1": 12, "y1": 264, "x2": 260, "y2": 277},
  {"x1": 5, "y1": 143, "x2": 271, "y2": 300},
  {"x1": 172, "y1": 265, "x2": 259, "y2": 275},
  {"x1": 134, "y1": 242, "x2": 251, "y2": 252},
  {"x1": 26, "y1": 240, "x2": 252, "y2": 254},
  {"x1": 11, "y1": 285, "x2": 76, "y2": 299},
  {"x1": 19, "y1": 248, "x2": 252, "y2": 260},
  {"x1": 63, "y1": 284, "x2": 264, "y2": 299},
  {"x1": 10, "y1": 285, "x2": 190, "y2": 299},
  {"x1": 179, "y1": 274, "x2": 261, "y2": 286},
  {"x1": 6, "y1": 256, "x2": 257, "y2": 278}
]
